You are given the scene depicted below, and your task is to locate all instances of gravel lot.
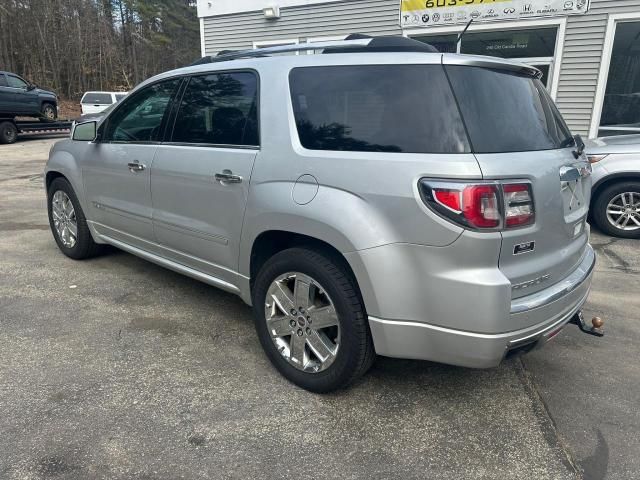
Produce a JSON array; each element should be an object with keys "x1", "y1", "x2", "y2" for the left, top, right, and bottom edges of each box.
[{"x1": 1, "y1": 137, "x2": 638, "y2": 480}]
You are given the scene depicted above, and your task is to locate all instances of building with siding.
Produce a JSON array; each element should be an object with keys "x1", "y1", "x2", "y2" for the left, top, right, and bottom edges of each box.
[{"x1": 197, "y1": 0, "x2": 640, "y2": 138}]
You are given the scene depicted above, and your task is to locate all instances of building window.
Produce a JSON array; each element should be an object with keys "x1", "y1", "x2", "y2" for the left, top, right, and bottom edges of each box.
[
  {"x1": 599, "y1": 21, "x2": 640, "y2": 136},
  {"x1": 461, "y1": 28, "x2": 557, "y2": 58},
  {"x1": 412, "y1": 34, "x2": 457, "y2": 53},
  {"x1": 412, "y1": 27, "x2": 558, "y2": 88}
]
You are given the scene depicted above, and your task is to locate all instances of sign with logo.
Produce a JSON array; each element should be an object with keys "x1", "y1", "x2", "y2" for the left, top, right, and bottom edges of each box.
[{"x1": 400, "y1": 0, "x2": 589, "y2": 27}]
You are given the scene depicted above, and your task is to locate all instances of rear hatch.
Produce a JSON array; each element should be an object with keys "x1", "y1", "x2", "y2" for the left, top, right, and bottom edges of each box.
[{"x1": 443, "y1": 56, "x2": 591, "y2": 298}]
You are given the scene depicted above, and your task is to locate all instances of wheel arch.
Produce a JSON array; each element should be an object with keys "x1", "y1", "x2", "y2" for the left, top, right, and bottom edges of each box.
[
  {"x1": 592, "y1": 173, "x2": 640, "y2": 204},
  {"x1": 244, "y1": 229, "x2": 375, "y2": 313}
]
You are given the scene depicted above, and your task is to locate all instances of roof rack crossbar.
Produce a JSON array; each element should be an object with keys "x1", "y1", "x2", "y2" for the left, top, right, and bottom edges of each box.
[{"x1": 208, "y1": 39, "x2": 373, "y2": 62}]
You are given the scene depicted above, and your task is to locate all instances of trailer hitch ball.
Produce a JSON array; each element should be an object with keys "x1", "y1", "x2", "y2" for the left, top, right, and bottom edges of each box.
[
  {"x1": 569, "y1": 311, "x2": 605, "y2": 337},
  {"x1": 592, "y1": 316, "x2": 604, "y2": 329}
]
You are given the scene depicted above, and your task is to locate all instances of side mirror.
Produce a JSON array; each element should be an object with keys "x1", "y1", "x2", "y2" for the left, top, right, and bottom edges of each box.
[
  {"x1": 26, "y1": 84, "x2": 36, "y2": 91},
  {"x1": 72, "y1": 121, "x2": 98, "y2": 142}
]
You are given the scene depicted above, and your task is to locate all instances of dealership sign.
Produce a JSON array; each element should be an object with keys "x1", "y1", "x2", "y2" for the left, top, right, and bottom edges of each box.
[{"x1": 400, "y1": 0, "x2": 589, "y2": 27}]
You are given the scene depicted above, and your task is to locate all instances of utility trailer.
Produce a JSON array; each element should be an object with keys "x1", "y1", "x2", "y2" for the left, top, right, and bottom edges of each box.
[{"x1": 0, "y1": 118, "x2": 72, "y2": 144}]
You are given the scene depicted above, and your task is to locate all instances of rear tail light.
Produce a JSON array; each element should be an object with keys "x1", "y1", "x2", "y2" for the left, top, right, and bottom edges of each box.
[
  {"x1": 420, "y1": 180, "x2": 534, "y2": 231},
  {"x1": 503, "y1": 183, "x2": 534, "y2": 227}
]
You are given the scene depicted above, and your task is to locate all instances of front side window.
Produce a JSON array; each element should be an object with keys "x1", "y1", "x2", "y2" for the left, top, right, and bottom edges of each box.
[
  {"x1": 289, "y1": 65, "x2": 469, "y2": 154},
  {"x1": 103, "y1": 79, "x2": 181, "y2": 143},
  {"x1": 0, "y1": 75, "x2": 7, "y2": 87},
  {"x1": 599, "y1": 21, "x2": 640, "y2": 136},
  {"x1": 82, "y1": 93, "x2": 113, "y2": 105},
  {"x1": 7, "y1": 75, "x2": 28, "y2": 89},
  {"x1": 171, "y1": 72, "x2": 258, "y2": 146},
  {"x1": 446, "y1": 66, "x2": 573, "y2": 153}
]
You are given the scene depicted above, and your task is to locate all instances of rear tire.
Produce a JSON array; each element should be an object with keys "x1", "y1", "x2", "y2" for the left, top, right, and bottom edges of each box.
[
  {"x1": 592, "y1": 181, "x2": 640, "y2": 239},
  {"x1": 47, "y1": 177, "x2": 102, "y2": 259},
  {"x1": 252, "y1": 247, "x2": 375, "y2": 393},
  {"x1": 40, "y1": 103, "x2": 57, "y2": 122},
  {"x1": 0, "y1": 121, "x2": 18, "y2": 144}
]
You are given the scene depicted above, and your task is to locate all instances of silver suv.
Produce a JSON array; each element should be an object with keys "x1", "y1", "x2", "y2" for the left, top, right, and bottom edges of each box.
[{"x1": 45, "y1": 36, "x2": 595, "y2": 392}]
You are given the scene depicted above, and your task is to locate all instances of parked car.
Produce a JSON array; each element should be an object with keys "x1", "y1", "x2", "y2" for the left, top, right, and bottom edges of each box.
[
  {"x1": 44, "y1": 36, "x2": 596, "y2": 392},
  {"x1": 587, "y1": 135, "x2": 640, "y2": 238},
  {"x1": 80, "y1": 91, "x2": 128, "y2": 115},
  {"x1": 0, "y1": 71, "x2": 57, "y2": 121}
]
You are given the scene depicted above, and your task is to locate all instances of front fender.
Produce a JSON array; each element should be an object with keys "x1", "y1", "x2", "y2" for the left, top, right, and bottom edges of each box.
[{"x1": 45, "y1": 141, "x2": 88, "y2": 213}]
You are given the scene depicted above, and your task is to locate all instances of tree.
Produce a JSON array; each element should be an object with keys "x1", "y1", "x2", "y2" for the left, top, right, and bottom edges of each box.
[{"x1": 0, "y1": 0, "x2": 200, "y2": 99}]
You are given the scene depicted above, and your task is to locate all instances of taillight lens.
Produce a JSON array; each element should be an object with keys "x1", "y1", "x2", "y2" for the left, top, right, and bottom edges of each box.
[
  {"x1": 421, "y1": 180, "x2": 534, "y2": 231},
  {"x1": 462, "y1": 185, "x2": 500, "y2": 228},
  {"x1": 503, "y1": 183, "x2": 534, "y2": 227}
]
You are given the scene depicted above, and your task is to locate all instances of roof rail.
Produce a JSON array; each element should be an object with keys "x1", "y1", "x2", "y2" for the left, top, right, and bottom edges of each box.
[{"x1": 191, "y1": 35, "x2": 438, "y2": 65}]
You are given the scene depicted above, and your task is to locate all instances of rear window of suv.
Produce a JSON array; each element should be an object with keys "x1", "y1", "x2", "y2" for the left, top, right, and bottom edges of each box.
[
  {"x1": 82, "y1": 93, "x2": 113, "y2": 105},
  {"x1": 289, "y1": 65, "x2": 470, "y2": 154},
  {"x1": 445, "y1": 66, "x2": 573, "y2": 153}
]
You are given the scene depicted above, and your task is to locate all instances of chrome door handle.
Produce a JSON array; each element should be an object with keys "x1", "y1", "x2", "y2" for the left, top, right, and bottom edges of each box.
[
  {"x1": 128, "y1": 161, "x2": 146, "y2": 173},
  {"x1": 559, "y1": 166, "x2": 580, "y2": 182},
  {"x1": 215, "y1": 169, "x2": 243, "y2": 184}
]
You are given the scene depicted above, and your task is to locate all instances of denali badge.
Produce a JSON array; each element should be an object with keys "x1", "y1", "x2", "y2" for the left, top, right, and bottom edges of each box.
[
  {"x1": 513, "y1": 241, "x2": 535, "y2": 255},
  {"x1": 512, "y1": 274, "x2": 551, "y2": 290}
]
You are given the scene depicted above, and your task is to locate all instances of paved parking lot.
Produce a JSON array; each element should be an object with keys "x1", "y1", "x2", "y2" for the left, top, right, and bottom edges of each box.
[{"x1": 1, "y1": 137, "x2": 638, "y2": 480}]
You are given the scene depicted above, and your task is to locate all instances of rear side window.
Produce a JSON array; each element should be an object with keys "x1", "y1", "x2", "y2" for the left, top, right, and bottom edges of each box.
[
  {"x1": 445, "y1": 66, "x2": 573, "y2": 153},
  {"x1": 289, "y1": 65, "x2": 469, "y2": 154},
  {"x1": 171, "y1": 71, "x2": 259, "y2": 146},
  {"x1": 82, "y1": 93, "x2": 113, "y2": 105}
]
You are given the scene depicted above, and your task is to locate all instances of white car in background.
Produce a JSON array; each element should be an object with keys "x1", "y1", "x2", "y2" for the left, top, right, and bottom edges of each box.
[
  {"x1": 80, "y1": 91, "x2": 128, "y2": 114},
  {"x1": 587, "y1": 135, "x2": 640, "y2": 239}
]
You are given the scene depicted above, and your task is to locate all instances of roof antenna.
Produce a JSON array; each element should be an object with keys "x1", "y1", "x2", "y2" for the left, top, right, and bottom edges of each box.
[{"x1": 456, "y1": 18, "x2": 473, "y2": 44}]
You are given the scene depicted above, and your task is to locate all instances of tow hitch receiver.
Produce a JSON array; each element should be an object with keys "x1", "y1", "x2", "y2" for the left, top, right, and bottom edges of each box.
[{"x1": 569, "y1": 311, "x2": 605, "y2": 337}]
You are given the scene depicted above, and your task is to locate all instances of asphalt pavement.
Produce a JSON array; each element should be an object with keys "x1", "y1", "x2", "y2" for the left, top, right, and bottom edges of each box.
[{"x1": 0, "y1": 137, "x2": 638, "y2": 479}]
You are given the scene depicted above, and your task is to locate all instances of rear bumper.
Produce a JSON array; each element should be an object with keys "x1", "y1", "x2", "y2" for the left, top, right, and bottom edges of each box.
[{"x1": 367, "y1": 245, "x2": 595, "y2": 368}]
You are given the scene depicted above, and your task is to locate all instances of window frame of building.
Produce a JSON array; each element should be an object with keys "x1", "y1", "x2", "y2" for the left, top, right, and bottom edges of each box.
[
  {"x1": 253, "y1": 38, "x2": 300, "y2": 55},
  {"x1": 403, "y1": 17, "x2": 567, "y2": 100},
  {"x1": 590, "y1": 12, "x2": 640, "y2": 138},
  {"x1": 305, "y1": 35, "x2": 347, "y2": 54}
]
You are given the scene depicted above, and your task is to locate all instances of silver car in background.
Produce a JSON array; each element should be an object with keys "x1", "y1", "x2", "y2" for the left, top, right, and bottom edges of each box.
[
  {"x1": 44, "y1": 36, "x2": 596, "y2": 392},
  {"x1": 587, "y1": 135, "x2": 640, "y2": 238}
]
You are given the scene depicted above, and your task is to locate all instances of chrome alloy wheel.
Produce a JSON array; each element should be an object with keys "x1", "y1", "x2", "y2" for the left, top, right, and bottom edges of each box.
[
  {"x1": 264, "y1": 272, "x2": 340, "y2": 373},
  {"x1": 51, "y1": 190, "x2": 78, "y2": 248},
  {"x1": 606, "y1": 192, "x2": 640, "y2": 231}
]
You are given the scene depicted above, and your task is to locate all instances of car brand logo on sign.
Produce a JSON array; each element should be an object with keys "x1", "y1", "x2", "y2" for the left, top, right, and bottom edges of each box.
[{"x1": 399, "y1": 0, "x2": 590, "y2": 27}]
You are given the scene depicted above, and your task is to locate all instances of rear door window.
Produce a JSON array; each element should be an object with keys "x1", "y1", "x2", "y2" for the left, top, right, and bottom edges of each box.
[
  {"x1": 171, "y1": 71, "x2": 259, "y2": 146},
  {"x1": 289, "y1": 65, "x2": 470, "y2": 154},
  {"x1": 82, "y1": 93, "x2": 114, "y2": 105},
  {"x1": 445, "y1": 66, "x2": 573, "y2": 153}
]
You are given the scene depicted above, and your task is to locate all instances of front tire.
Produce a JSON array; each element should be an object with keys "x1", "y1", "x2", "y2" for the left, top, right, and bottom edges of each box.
[
  {"x1": 47, "y1": 177, "x2": 101, "y2": 259},
  {"x1": 592, "y1": 181, "x2": 640, "y2": 239},
  {"x1": 252, "y1": 247, "x2": 375, "y2": 393}
]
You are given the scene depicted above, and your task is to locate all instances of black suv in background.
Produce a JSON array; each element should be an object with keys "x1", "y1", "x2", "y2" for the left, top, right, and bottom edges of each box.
[{"x1": 0, "y1": 71, "x2": 58, "y2": 121}]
